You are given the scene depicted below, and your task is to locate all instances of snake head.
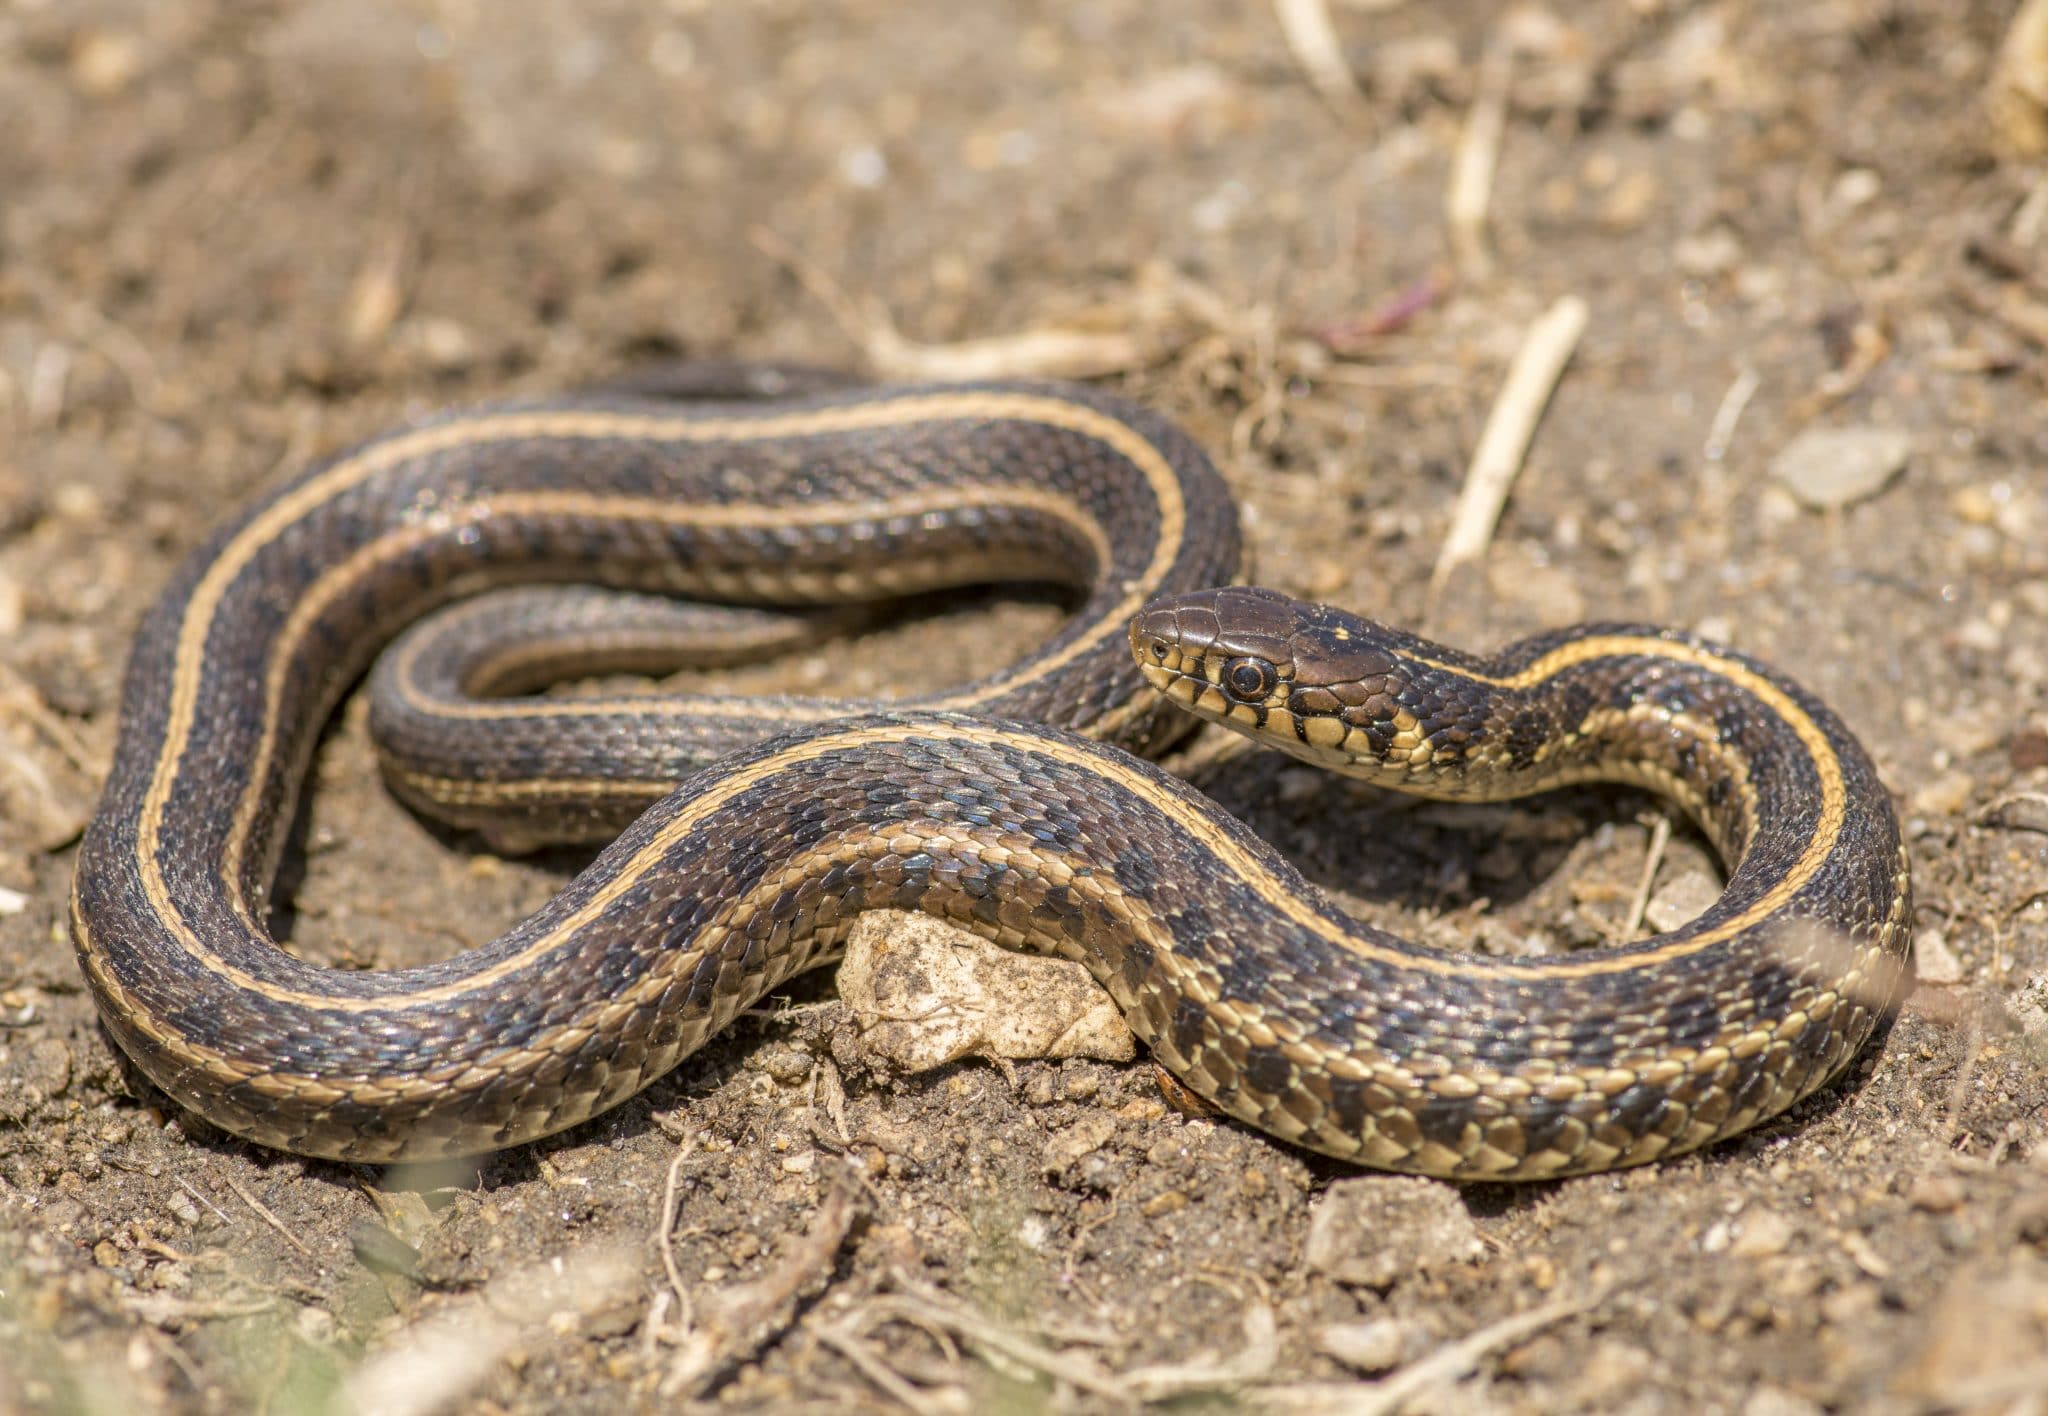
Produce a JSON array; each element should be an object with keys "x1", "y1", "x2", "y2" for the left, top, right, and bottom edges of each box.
[
  {"x1": 1130, "y1": 587, "x2": 1468, "y2": 779},
  {"x1": 1132, "y1": 586, "x2": 1298, "y2": 715}
]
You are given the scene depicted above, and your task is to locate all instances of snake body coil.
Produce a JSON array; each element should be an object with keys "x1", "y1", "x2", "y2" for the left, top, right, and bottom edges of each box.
[{"x1": 69, "y1": 381, "x2": 1910, "y2": 1176}]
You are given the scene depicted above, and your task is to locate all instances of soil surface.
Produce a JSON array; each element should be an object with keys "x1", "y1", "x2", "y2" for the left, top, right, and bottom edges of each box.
[{"x1": 4, "y1": 1, "x2": 2048, "y2": 1411}]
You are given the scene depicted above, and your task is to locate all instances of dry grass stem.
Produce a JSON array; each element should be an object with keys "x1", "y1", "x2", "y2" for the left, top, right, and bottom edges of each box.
[
  {"x1": 815, "y1": 1322, "x2": 966, "y2": 1416},
  {"x1": 1447, "y1": 45, "x2": 1514, "y2": 281},
  {"x1": 219, "y1": 1174, "x2": 313, "y2": 1258},
  {"x1": 1702, "y1": 366, "x2": 1761, "y2": 465},
  {"x1": 656, "y1": 1133, "x2": 699, "y2": 1341},
  {"x1": 1621, "y1": 815, "x2": 1673, "y2": 941},
  {"x1": 344, "y1": 225, "x2": 413, "y2": 351},
  {"x1": 1274, "y1": 0, "x2": 1362, "y2": 108},
  {"x1": 1429, "y1": 294, "x2": 1587, "y2": 599}
]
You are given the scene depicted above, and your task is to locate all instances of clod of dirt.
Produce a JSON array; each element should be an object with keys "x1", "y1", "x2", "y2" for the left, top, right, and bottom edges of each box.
[
  {"x1": 1042, "y1": 1113, "x2": 1119, "y2": 1176},
  {"x1": 1769, "y1": 425, "x2": 1912, "y2": 510},
  {"x1": 1303, "y1": 1176, "x2": 1485, "y2": 1289},
  {"x1": 2013, "y1": 975, "x2": 2048, "y2": 1041},
  {"x1": 0, "y1": 1037, "x2": 72, "y2": 1124},
  {"x1": 835, "y1": 911, "x2": 1136, "y2": 1073}
]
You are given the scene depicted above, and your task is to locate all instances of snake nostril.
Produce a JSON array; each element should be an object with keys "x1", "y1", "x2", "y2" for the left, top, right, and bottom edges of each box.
[{"x1": 1150, "y1": 639, "x2": 1169, "y2": 659}]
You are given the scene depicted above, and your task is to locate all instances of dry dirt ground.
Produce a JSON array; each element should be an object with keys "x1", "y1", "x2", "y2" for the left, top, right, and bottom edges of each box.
[{"x1": 4, "y1": 1, "x2": 2048, "y2": 1411}]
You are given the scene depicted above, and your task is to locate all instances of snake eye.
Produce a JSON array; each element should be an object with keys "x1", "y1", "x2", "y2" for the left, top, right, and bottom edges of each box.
[{"x1": 1224, "y1": 657, "x2": 1276, "y2": 701}]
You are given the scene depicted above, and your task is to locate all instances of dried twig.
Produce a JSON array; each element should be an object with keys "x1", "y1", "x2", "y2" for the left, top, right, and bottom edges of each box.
[
  {"x1": 1943, "y1": 1016, "x2": 1988, "y2": 1151},
  {"x1": 1123, "y1": 1302, "x2": 1278, "y2": 1400},
  {"x1": 174, "y1": 1177, "x2": 233, "y2": 1226},
  {"x1": 1312, "y1": 271, "x2": 1453, "y2": 353},
  {"x1": 1620, "y1": 815, "x2": 1672, "y2": 941},
  {"x1": 1429, "y1": 295, "x2": 1588, "y2": 600},
  {"x1": 1447, "y1": 45, "x2": 1514, "y2": 281},
  {"x1": 1254, "y1": 1292, "x2": 1602, "y2": 1414},
  {"x1": 662, "y1": 1172, "x2": 863, "y2": 1397},
  {"x1": 656, "y1": 1133, "x2": 699, "y2": 1341},
  {"x1": 219, "y1": 1173, "x2": 312, "y2": 1257},
  {"x1": 119, "y1": 1292, "x2": 280, "y2": 1328},
  {"x1": 1701, "y1": 366, "x2": 1761, "y2": 465},
  {"x1": 816, "y1": 1322, "x2": 963, "y2": 1416},
  {"x1": 0, "y1": 663, "x2": 101, "y2": 852},
  {"x1": 846, "y1": 1277, "x2": 1276, "y2": 1404},
  {"x1": 852, "y1": 1290, "x2": 1125, "y2": 1399},
  {"x1": 344, "y1": 224, "x2": 414, "y2": 352},
  {"x1": 1274, "y1": 0, "x2": 1362, "y2": 108},
  {"x1": 1980, "y1": 792, "x2": 2048, "y2": 835}
]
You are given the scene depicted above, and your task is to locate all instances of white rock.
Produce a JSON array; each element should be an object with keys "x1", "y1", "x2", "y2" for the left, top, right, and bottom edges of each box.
[{"x1": 836, "y1": 912, "x2": 1135, "y2": 1073}]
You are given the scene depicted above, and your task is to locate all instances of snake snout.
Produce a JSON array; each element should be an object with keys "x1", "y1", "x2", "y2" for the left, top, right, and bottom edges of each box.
[
  {"x1": 1133, "y1": 583, "x2": 1295, "y2": 649},
  {"x1": 1133, "y1": 588, "x2": 1312, "y2": 717}
]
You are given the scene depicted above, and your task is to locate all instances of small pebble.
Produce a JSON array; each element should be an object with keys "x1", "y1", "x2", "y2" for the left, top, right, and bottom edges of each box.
[
  {"x1": 1060, "y1": 1068, "x2": 1101, "y2": 1102},
  {"x1": 1913, "y1": 929, "x2": 1965, "y2": 985},
  {"x1": 1042, "y1": 1114, "x2": 1118, "y2": 1173},
  {"x1": 1731, "y1": 1208, "x2": 1795, "y2": 1259},
  {"x1": 70, "y1": 29, "x2": 144, "y2": 97},
  {"x1": 1569, "y1": 1341, "x2": 1656, "y2": 1406},
  {"x1": 1908, "y1": 772, "x2": 1974, "y2": 820},
  {"x1": 1742, "y1": 1388, "x2": 1825, "y2": 1416},
  {"x1": 2011, "y1": 727, "x2": 2048, "y2": 770},
  {"x1": 1316, "y1": 1317, "x2": 1429, "y2": 1373},
  {"x1": 1907, "y1": 1173, "x2": 1966, "y2": 1214},
  {"x1": 1675, "y1": 225, "x2": 1744, "y2": 276},
  {"x1": 1770, "y1": 426, "x2": 1911, "y2": 510},
  {"x1": 754, "y1": 1047, "x2": 813, "y2": 1086},
  {"x1": 295, "y1": 1306, "x2": 337, "y2": 1344}
]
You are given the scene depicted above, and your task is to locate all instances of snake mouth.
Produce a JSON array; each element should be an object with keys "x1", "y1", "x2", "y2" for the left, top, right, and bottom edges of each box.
[
  {"x1": 1147, "y1": 665, "x2": 1212, "y2": 714},
  {"x1": 1139, "y1": 661, "x2": 1179, "y2": 695}
]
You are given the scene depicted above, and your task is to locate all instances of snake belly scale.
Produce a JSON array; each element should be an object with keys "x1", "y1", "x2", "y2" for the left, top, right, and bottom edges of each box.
[{"x1": 68, "y1": 380, "x2": 1911, "y2": 1177}]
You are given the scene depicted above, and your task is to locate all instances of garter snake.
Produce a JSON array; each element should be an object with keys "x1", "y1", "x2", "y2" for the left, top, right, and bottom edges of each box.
[{"x1": 69, "y1": 380, "x2": 1911, "y2": 1177}]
